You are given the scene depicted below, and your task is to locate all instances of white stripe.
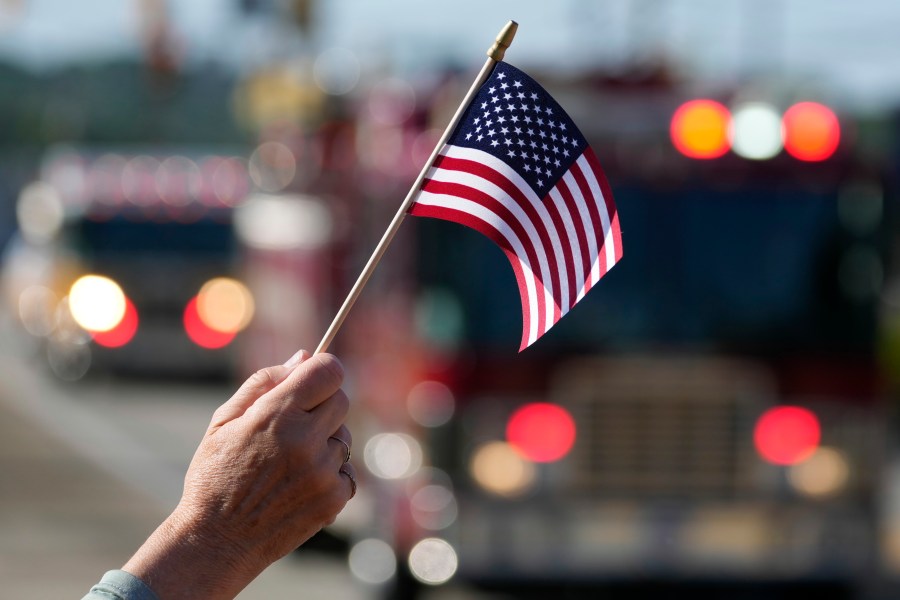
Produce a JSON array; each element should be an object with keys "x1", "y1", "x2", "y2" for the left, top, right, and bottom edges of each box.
[
  {"x1": 560, "y1": 168, "x2": 599, "y2": 300},
  {"x1": 576, "y1": 154, "x2": 616, "y2": 283},
  {"x1": 432, "y1": 145, "x2": 567, "y2": 332},
  {"x1": 415, "y1": 189, "x2": 540, "y2": 346},
  {"x1": 547, "y1": 186, "x2": 585, "y2": 313}
]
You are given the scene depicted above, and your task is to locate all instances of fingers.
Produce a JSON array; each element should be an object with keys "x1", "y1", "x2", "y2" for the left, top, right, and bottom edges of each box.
[
  {"x1": 209, "y1": 364, "x2": 296, "y2": 431},
  {"x1": 208, "y1": 349, "x2": 312, "y2": 431},
  {"x1": 328, "y1": 424, "x2": 352, "y2": 464},
  {"x1": 258, "y1": 353, "x2": 345, "y2": 417},
  {"x1": 339, "y1": 462, "x2": 358, "y2": 500}
]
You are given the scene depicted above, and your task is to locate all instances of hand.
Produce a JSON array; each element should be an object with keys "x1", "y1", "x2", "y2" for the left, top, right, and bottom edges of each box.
[{"x1": 122, "y1": 351, "x2": 356, "y2": 600}]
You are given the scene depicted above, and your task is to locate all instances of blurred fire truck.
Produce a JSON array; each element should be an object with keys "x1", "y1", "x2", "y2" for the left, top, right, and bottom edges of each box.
[
  {"x1": 315, "y1": 69, "x2": 900, "y2": 600},
  {"x1": 2, "y1": 146, "x2": 257, "y2": 379}
]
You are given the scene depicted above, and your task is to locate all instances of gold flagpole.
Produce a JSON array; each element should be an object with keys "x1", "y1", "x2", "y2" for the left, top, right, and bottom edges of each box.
[{"x1": 314, "y1": 20, "x2": 518, "y2": 354}]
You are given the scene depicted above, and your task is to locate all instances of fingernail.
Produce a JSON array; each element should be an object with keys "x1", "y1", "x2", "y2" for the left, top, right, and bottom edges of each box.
[{"x1": 283, "y1": 350, "x2": 303, "y2": 368}]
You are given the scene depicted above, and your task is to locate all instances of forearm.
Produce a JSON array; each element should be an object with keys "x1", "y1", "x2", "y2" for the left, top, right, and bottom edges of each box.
[{"x1": 122, "y1": 506, "x2": 263, "y2": 600}]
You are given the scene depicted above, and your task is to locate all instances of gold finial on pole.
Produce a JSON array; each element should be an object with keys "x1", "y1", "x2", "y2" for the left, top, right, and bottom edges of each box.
[{"x1": 487, "y1": 20, "x2": 518, "y2": 62}]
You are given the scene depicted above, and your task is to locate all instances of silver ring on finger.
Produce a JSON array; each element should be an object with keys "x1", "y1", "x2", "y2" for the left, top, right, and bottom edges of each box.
[
  {"x1": 339, "y1": 464, "x2": 357, "y2": 499},
  {"x1": 329, "y1": 435, "x2": 351, "y2": 463}
]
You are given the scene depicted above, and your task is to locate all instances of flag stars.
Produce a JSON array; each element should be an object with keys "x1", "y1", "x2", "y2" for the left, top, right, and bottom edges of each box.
[
  {"x1": 500, "y1": 82, "x2": 509, "y2": 90},
  {"x1": 490, "y1": 139, "x2": 499, "y2": 147},
  {"x1": 503, "y1": 93, "x2": 512, "y2": 100},
  {"x1": 488, "y1": 86, "x2": 496, "y2": 94},
  {"x1": 477, "y1": 134, "x2": 484, "y2": 142},
  {"x1": 513, "y1": 80, "x2": 522, "y2": 88},
  {"x1": 497, "y1": 72, "x2": 506, "y2": 80},
  {"x1": 530, "y1": 92, "x2": 538, "y2": 100}
]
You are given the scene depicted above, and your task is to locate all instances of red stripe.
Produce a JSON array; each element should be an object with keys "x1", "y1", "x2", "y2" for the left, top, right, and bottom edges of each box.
[
  {"x1": 420, "y1": 178, "x2": 547, "y2": 339},
  {"x1": 585, "y1": 148, "x2": 622, "y2": 264},
  {"x1": 540, "y1": 188, "x2": 576, "y2": 313},
  {"x1": 409, "y1": 201, "x2": 532, "y2": 351},
  {"x1": 554, "y1": 175, "x2": 593, "y2": 307},
  {"x1": 433, "y1": 155, "x2": 562, "y2": 322},
  {"x1": 569, "y1": 158, "x2": 606, "y2": 293}
]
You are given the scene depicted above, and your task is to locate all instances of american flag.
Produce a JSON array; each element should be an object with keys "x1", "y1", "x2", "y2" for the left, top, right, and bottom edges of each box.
[{"x1": 410, "y1": 61, "x2": 623, "y2": 351}]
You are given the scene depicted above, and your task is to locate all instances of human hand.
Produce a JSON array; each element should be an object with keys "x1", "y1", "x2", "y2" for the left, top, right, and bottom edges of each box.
[{"x1": 122, "y1": 351, "x2": 356, "y2": 600}]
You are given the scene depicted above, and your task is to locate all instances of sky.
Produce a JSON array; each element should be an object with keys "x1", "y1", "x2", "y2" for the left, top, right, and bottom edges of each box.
[{"x1": 1, "y1": 0, "x2": 900, "y2": 112}]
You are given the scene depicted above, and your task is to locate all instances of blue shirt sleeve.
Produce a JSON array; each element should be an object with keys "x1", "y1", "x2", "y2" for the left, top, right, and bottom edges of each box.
[{"x1": 82, "y1": 570, "x2": 159, "y2": 600}]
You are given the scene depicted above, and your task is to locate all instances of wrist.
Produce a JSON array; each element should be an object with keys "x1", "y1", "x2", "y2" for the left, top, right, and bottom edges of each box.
[{"x1": 123, "y1": 505, "x2": 262, "y2": 600}]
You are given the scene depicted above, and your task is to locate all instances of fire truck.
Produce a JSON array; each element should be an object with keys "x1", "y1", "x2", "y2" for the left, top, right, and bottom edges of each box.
[
  {"x1": 313, "y1": 69, "x2": 900, "y2": 599},
  {"x1": 3, "y1": 145, "x2": 255, "y2": 379}
]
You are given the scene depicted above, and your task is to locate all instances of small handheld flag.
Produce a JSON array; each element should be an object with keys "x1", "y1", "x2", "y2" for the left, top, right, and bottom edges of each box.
[
  {"x1": 410, "y1": 62, "x2": 622, "y2": 350},
  {"x1": 315, "y1": 21, "x2": 621, "y2": 354}
]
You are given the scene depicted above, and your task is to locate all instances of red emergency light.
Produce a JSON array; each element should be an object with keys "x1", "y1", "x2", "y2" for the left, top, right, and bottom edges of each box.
[
  {"x1": 506, "y1": 402, "x2": 576, "y2": 463},
  {"x1": 670, "y1": 99, "x2": 732, "y2": 159},
  {"x1": 782, "y1": 102, "x2": 840, "y2": 162},
  {"x1": 754, "y1": 406, "x2": 821, "y2": 466},
  {"x1": 183, "y1": 296, "x2": 236, "y2": 349},
  {"x1": 91, "y1": 297, "x2": 139, "y2": 348}
]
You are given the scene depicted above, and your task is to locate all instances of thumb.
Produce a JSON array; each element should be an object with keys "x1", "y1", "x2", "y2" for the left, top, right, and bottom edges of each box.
[{"x1": 208, "y1": 349, "x2": 310, "y2": 431}]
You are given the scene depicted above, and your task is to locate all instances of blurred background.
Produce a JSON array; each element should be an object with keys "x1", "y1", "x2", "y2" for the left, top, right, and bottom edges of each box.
[{"x1": 2, "y1": 1, "x2": 900, "y2": 598}]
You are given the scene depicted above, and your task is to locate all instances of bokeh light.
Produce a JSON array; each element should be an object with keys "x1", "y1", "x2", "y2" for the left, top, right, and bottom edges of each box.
[
  {"x1": 410, "y1": 484, "x2": 458, "y2": 530},
  {"x1": 407, "y1": 538, "x2": 458, "y2": 585},
  {"x1": 506, "y1": 402, "x2": 576, "y2": 463},
  {"x1": 670, "y1": 99, "x2": 731, "y2": 159},
  {"x1": 91, "y1": 297, "x2": 138, "y2": 348},
  {"x1": 196, "y1": 277, "x2": 254, "y2": 334},
  {"x1": 782, "y1": 102, "x2": 840, "y2": 162},
  {"x1": 788, "y1": 446, "x2": 850, "y2": 498},
  {"x1": 730, "y1": 102, "x2": 784, "y2": 160},
  {"x1": 16, "y1": 181, "x2": 64, "y2": 245},
  {"x1": 469, "y1": 441, "x2": 536, "y2": 497},
  {"x1": 18, "y1": 285, "x2": 58, "y2": 337},
  {"x1": 68, "y1": 275, "x2": 127, "y2": 333},
  {"x1": 183, "y1": 296, "x2": 236, "y2": 349},
  {"x1": 234, "y1": 193, "x2": 333, "y2": 251},
  {"x1": 348, "y1": 538, "x2": 396, "y2": 585},
  {"x1": 364, "y1": 433, "x2": 423, "y2": 480},
  {"x1": 249, "y1": 142, "x2": 296, "y2": 192},
  {"x1": 407, "y1": 381, "x2": 455, "y2": 428},
  {"x1": 754, "y1": 406, "x2": 821, "y2": 465},
  {"x1": 122, "y1": 155, "x2": 161, "y2": 206}
]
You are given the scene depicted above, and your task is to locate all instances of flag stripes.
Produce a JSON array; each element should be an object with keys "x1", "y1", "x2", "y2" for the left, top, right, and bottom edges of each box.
[{"x1": 411, "y1": 144, "x2": 621, "y2": 350}]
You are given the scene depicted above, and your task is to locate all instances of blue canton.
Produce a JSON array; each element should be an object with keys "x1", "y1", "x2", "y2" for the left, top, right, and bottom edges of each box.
[{"x1": 447, "y1": 61, "x2": 588, "y2": 199}]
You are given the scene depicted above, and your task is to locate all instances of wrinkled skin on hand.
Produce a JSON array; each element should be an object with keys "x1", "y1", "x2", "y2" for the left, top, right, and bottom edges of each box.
[{"x1": 123, "y1": 351, "x2": 356, "y2": 600}]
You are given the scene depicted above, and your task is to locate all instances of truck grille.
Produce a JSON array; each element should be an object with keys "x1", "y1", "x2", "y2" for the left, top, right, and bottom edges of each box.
[{"x1": 552, "y1": 356, "x2": 774, "y2": 498}]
